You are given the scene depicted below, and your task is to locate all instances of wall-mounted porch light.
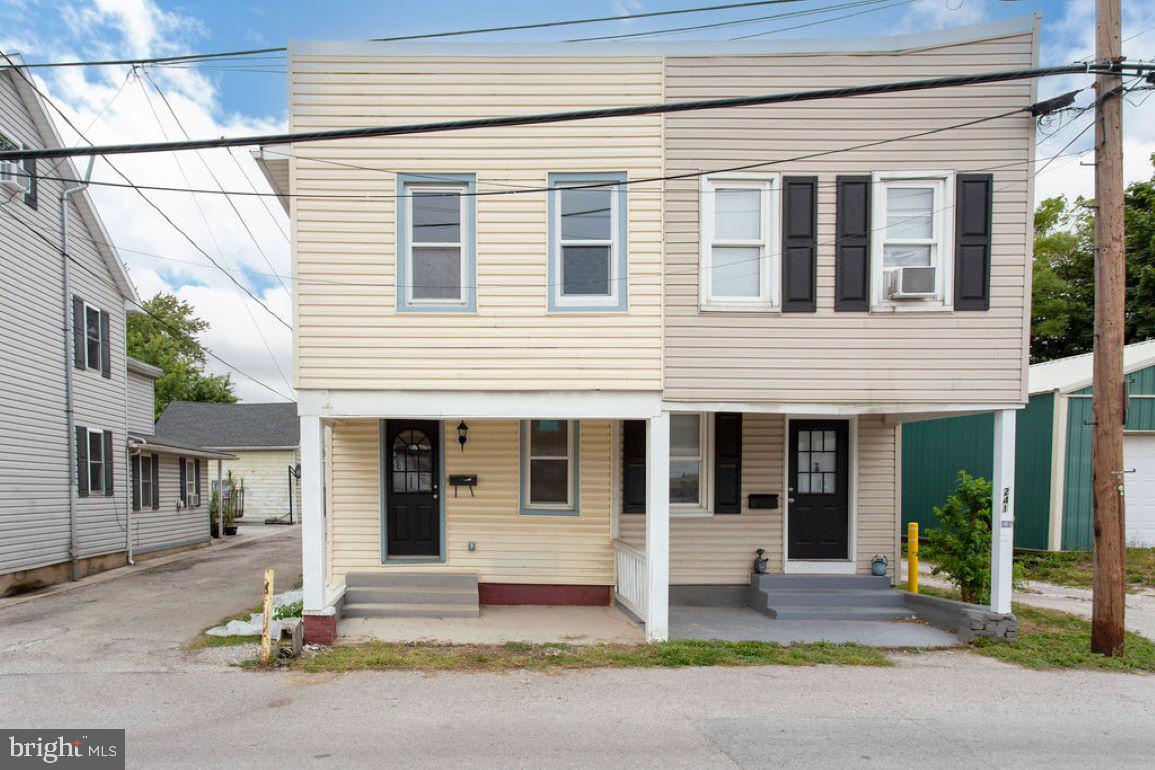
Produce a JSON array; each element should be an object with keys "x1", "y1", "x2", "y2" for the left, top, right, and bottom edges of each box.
[{"x1": 457, "y1": 420, "x2": 469, "y2": 452}]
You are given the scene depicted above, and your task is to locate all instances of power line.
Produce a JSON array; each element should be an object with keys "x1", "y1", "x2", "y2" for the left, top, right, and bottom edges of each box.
[
  {"x1": 2, "y1": 64, "x2": 1133, "y2": 162},
  {"x1": 729, "y1": 0, "x2": 915, "y2": 39}
]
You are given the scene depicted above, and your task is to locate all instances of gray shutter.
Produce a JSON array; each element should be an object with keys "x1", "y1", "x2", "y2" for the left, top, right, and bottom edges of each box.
[
  {"x1": 622, "y1": 420, "x2": 647, "y2": 514},
  {"x1": 103, "y1": 431, "x2": 114, "y2": 494},
  {"x1": 179, "y1": 458, "x2": 187, "y2": 505},
  {"x1": 99, "y1": 310, "x2": 111, "y2": 378},
  {"x1": 195, "y1": 459, "x2": 202, "y2": 505},
  {"x1": 781, "y1": 176, "x2": 817, "y2": 312},
  {"x1": 72, "y1": 297, "x2": 85, "y2": 369},
  {"x1": 131, "y1": 455, "x2": 141, "y2": 511},
  {"x1": 151, "y1": 454, "x2": 160, "y2": 509},
  {"x1": 834, "y1": 176, "x2": 871, "y2": 311},
  {"x1": 713, "y1": 413, "x2": 742, "y2": 514},
  {"x1": 23, "y1": 156, "x2": 37, "y2": 209},
  {"x1": 954, "y1": 173, "x2": 993, "y2": 311},
  {"x1": 76, "y1": 426, "x2": 89, "y2": 497}
]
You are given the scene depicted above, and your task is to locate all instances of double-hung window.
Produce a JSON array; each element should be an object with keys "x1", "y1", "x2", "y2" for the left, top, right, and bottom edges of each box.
[
  {"x1": 670, "y1": 413, "x2": 709, "y2": 512},
  {"x1": 88, "y1": 429, "x2": 105, "y2": 495},
  {"x1": 871, "y1": 172, "x2": 954, "y2": 309},
  {"x1": 398, "y1": 174, "x2": 476, "y2": 312},
  {"x1": 84, "y1": 302, "x2": 103, "y2": 371},
  {"x1": 521, "y1": 419, "x2": 577, "y2": 514},
  {"x1": 701, "y1": 175, "x2": 778, "y2": 310},
  {"x1": 548, "y1": 173, "x2": 626, "y2": 311},
  {"x1": 138, "y1": 455, "x2": 154, "y2": 509}
]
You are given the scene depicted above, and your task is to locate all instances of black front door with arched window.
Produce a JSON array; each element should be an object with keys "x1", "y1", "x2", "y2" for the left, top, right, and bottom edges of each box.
[{"x1": 385, "y1": 420, "x2": 440, "y2": 557}]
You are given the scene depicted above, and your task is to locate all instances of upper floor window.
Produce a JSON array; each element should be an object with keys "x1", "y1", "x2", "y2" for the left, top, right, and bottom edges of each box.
[
  {"x1": 870, "y1": 171, "x2": 954, "y2": 310},
  {"x1": 548, "y1": 173, "x2": 627, "y2": 312},
  {"x1": 520, "y1": 419, "x2": 577, "y2": 515},
  {"x1": 397, "y1": 174, "x2": 476, "y2": 312},
  {"x1": 85, "y1": 303, "x2": 103, "y2": 372},
  {"x1": 700, "y1": 175, "x2": 779, "y2": 311}
]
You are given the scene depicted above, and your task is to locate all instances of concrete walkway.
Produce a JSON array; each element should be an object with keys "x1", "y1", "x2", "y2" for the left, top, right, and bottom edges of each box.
[
  {"x1": 671, "y1": 606, "x2": 958, "y2": 647},
  {"x1": 340, "y1": 605, "x2": 643, "y2": 645},
  {"x1": 909, "y1": 559, "x2": 1155, "y2": 640}
]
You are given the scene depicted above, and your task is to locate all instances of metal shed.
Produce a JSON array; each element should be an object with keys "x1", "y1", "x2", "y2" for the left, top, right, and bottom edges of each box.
[{"x1": 903, "y1": 340, "x2": 1155, "y2": 551}]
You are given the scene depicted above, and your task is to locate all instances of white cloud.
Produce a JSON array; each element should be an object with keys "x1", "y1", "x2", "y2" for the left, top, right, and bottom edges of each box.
[
  {"x1": 898, "y1": 0, "x2": 990, "y2": 33},
  {"x1": 3, "y1": 0, "x2": 292, "y2": 403}
]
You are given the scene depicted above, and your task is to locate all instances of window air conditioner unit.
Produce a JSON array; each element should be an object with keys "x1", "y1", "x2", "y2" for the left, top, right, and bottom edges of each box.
[
  {"x1": 887, "y1": 265, "x2": 937, "y2": 299},
  {"x1": 0, "y1": 160, "x2": 27, "y2": 193}
]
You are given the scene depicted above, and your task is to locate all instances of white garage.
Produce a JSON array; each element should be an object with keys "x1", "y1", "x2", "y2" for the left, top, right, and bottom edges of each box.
[{"x1": 1124, "y1": 434, "x2": 1155, "y2": 548}]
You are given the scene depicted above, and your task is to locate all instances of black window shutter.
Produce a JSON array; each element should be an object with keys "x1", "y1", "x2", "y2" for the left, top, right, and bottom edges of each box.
[
  {"x1": 179, "y1": 458, "x2": 187, "y2": 505},
  {"x1": 72, "y1": 297, "x2": 85, "y2": 370},
  {"x1": 195, "y1": 459, "x2": 202, "y2": 505},
  {"x1": 622, "y1": 420, "x2": 647, "y2": 514},
  {"x1": 103, "y1": 431, "x2": 114, "y2": 495},
  {"x1": 151, "y1": 454, "x2": 160, "y2": 509},
  {"x1": 99, "y1": 310, "x2": 111, "y2": 378},
  {"x1": 131, "y1": 455, "x2": 141, "y2": 511},
  {"x1": 23, "y1": 157, "x2": 37, "y2": 209},
  {"x1": 835, "y1": 176, "x2": 871, "y2": 311},
  {"x1": 781, "y1": 176, "x2": 817, "y2": 312},
  {"x1": 713, "y1": 413, "x2": 743, "y2": 514},
  {"x1": 76, "y1": 426, "x2": 89, "y2": 497},
  {"x1": 954, "y1": 173, "x2": 993, "y2": 311}
]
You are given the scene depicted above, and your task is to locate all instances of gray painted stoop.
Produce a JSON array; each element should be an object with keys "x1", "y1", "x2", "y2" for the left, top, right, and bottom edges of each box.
[
  {"x1": 343, "y1": 572, "x2": 480, "y2": 618},
  {"x1": 748, "y1": 574, "x2": 914, "y2": 621}
]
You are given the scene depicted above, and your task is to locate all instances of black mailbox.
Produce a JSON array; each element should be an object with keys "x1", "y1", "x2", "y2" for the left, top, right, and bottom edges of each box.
[
  {"x1": 449, "y1": 474, "x2": 477, "y2": 487},
  {"x1": 748, "y1": 493, "x2": 779, "y2": 510}
]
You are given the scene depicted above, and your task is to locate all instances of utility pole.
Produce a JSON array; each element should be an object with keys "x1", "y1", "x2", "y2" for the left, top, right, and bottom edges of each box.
[{"x1": 1091, "y1": 0, "x2": 1126, "y2": 656}]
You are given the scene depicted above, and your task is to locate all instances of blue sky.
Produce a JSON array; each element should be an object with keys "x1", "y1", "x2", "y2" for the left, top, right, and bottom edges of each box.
[{"x1": 1, "y1": 0, "x2": 1152, "y2": 400}]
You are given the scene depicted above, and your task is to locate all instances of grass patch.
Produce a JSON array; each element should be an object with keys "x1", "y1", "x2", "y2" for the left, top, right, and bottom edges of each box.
[
  {"x1": 247, "y1": 639, "x2": 892, "y2": 672},
  {"x1": 972, "y1": 603, "x2": 1155, "y2": 673},
  {"x1": 1014, "y1": 548, "x2": 1155, "y2": 589}
]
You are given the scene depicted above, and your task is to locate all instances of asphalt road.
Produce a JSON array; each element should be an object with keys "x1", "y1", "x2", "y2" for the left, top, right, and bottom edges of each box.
[{"x1": 1, "y1": 528, "x2": 1152, "y2": 768}]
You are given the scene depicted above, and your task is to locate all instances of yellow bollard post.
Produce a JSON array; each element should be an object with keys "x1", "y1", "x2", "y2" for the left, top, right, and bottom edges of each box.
[{"x1": 907, "y1": 522, "x2": 919, "y2": 594}]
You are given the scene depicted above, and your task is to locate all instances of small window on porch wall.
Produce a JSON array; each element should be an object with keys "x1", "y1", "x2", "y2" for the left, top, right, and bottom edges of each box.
[
  {"x1": 520, "y1": 420, "x2": 578, "y2": 515},
  {"x1": 548, "y1": 173, "x2": 627, "y2": 312},
  {"x1": 670, "y1": 413, "x2": 709, "y2": 513},
  {"x1": 397, "y1": 174, "x2": 476, "y2": 312}
]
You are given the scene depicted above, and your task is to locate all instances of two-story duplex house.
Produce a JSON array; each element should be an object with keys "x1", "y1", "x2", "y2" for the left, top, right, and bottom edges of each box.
[
  {"x1": 263, "y1": 17, "x2": 1037, "y2": 644},
  {"x1": 0, "y1": 56, "x2": 234, "y2": 596}
]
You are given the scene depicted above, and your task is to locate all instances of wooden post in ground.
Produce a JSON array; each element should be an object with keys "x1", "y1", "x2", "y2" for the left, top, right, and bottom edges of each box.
[
  {"x1": 1091, "y1": 0, "x2": 1126, "y2": 656},
  {"x1": 261, "y1": 569, "x2": 275, "y2": 663}
]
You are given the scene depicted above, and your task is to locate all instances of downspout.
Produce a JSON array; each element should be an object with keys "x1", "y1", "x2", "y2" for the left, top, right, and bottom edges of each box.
[{"x1": 61, "y1": 156, "x2": 95, "y2": 581}]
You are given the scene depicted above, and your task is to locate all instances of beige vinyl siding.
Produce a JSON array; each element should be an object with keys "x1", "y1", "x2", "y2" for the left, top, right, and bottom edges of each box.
[
  {"x1": 327, "y1": 419, "x2": 613, "y2": 585},
  {"x1": 127, "y1": 371, "x2": 155, "y2": 434},
  {"x1": 220, "y1": 449, "x2": 301, "y2": 521},
  {"x1": 131, "y1": 454, "x2": 210, "y2": 554},
  {"x1": 620, "y1": 414, "x2": 897, "y2": 583},
  {"x1": 290, "y1": 54, "x2": 663, "y2": 391},
  {"x1": 662, "y1": 32, "x2": 1035, "y2": 405},
  {"x1": 0, "y1": 70, "x2": 131, "y2": 573}
]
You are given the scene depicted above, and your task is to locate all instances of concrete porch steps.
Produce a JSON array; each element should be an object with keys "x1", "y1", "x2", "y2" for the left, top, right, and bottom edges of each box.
[
  {"x1": 343, "y1": 572, "x2": 480, "y2": 618},
  {"x1": 749, "y1": 574, "x2": 914, "y2": 622}
]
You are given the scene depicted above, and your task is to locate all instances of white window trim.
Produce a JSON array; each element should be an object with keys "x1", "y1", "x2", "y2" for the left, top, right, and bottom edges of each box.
[
  {"x1": 137, "y1": 454, "x2": 153, "y2": 510},
  {"x1": 551, "y1": 182, "x2": 621, "y2": 309},
  {"x1": 521, "y1": 419, "x2": 576, "y2": 512},
  {"x1": 869, "y1": 170, "x2": 955, "y2": 312},
  {"x1": 185, "y1": 459, "x2": 200, "y2": 508},
  {"x1": 699, "y1": 173, "x2": 780, "y2": 312},
  {"x1": 404, "y1": 183, "x2": 469, "y2": 308},
  {"x1": 85, "y1": 428, "x2": 105, "y2": 496},
  {"x1": 83, "y1": 301, "x2": 103, "y2": 372},
  {"x1": 670, "y1": 412, "x2": 714, "y2": 517}
]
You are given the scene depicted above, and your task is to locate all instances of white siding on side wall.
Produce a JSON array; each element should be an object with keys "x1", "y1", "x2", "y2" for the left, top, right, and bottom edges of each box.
[
  {"x1": 131, "y1": 453, "x2": 210, "y2": 554},
  {"x1": 127, "y1": 371, "x2": 155, "y2": 435},
  {"x1": 220, "y1": 449, "x2": 301, "y2": 521}
]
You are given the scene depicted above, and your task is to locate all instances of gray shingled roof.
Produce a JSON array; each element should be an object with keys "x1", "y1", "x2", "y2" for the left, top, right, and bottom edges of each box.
[{"x1": 154, "y1": 401, "x2": 299, "y2": 450}]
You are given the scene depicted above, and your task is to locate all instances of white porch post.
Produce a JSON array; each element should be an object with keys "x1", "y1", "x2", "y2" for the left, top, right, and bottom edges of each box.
[
  {"x1": 990, "y1": 409, "x2": 1016, "y2": 613},
  {"x1": 215, "y1": 459, "x2": 223, "y2": 539},
  {"x1": 300, "y1": 415, "x2": 327, "y2": 613},
  {"x1": 645, "y1": 411, "x2": 670, "y2": 642}
]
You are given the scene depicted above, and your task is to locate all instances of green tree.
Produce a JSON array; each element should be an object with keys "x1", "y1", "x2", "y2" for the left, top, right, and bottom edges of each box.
[
  {"x1": 127, "y1": 293, "x2": 235, "y2": 418},
  {"x1": 923, "y1": 471, "x2": 994, "y2": 605},
  {"x1": 1031, "y1": 158, "x2": 1155, "y2": 362}
]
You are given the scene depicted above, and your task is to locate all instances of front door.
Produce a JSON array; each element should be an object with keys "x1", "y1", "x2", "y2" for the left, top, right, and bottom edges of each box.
[
  {"x1": 385, "y1": 420, "x2": 440, "y2": 557},
  {"x1": 788, "y1": 419, "x2": 850, "y2": 560}
]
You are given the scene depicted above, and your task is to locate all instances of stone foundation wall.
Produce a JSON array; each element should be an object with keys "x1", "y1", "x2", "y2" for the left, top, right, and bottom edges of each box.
[{"x1": 904, "y1": 592, "x2": 1017, "y2": 642}]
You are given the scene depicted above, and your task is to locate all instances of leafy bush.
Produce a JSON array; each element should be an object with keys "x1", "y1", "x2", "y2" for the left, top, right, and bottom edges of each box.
[
  {"x1": 923, "y1": 471, "x2": 993, "y2": 604},
  {"x1": 273, "y1": 600, "x2": 303, "y2": 621}
]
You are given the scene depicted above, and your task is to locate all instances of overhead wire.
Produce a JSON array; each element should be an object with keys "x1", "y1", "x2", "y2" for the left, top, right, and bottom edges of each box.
[{"x1": 730, "y1": 0, "x2": 917, "y2": 39}]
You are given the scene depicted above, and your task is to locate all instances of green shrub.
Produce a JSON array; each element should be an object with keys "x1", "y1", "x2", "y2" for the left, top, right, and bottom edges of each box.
[
  {"x1": 923, "y1": 471, "x2": 993, "y2": 604},
  {"x1": 273, "y1": 600, "x2": 303, "y2": 621}
]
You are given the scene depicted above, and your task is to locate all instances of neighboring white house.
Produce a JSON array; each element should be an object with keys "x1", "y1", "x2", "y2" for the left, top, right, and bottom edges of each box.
[
  {"x1": 154, "y1": 401, "x2": 301, "y2": 523},
  {"x1": 0, "y1": 56, "x2": 232, "y2": 596}
]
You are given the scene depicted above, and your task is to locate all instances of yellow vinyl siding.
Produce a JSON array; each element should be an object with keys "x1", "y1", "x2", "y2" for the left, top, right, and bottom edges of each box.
[
  {"x1": 620, "y1": 414, "x2": 897, "y2": 583},
  {"x1": 327, "y1": 419, "x2": 614, "y2": 585},
  {"x1": 662, "y1": 32, "x2": 1035, "y2": 405},
  {"x1": 290, "y1": 54, "x2": 664, "y2": 391}
]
